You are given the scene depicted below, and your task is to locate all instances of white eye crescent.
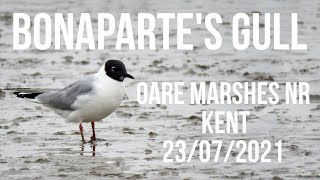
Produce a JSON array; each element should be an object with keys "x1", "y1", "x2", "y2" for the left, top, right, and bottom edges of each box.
[{"x1": 111, "y1": 66, "x2": 116, "y2": 72}]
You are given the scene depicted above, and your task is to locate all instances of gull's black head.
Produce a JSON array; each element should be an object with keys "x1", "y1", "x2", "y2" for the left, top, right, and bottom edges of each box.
[{"x1": 104, "y1": 60, "x2": 134, "y2": 82}]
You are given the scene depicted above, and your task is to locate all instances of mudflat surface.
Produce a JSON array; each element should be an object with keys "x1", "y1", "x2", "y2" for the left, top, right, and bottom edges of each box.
[{"x1": 0, "y1": 0, "x2": 320, "y2": 179}]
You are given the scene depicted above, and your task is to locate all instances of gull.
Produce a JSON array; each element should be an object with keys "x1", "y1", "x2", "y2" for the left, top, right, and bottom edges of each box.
[{"x1": 15, "y1": 60, "x2": 134, "y2": 143}]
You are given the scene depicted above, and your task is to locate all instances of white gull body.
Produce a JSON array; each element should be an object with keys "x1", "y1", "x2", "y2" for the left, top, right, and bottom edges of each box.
[{"x1": 36, "y1": 64, "x2": 125, "y2": 123}]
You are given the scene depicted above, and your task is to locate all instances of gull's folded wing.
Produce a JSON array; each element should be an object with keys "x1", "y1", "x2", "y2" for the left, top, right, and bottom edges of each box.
[{"x1": 37, "y1": 75, "x2": 95, "y2": 111}]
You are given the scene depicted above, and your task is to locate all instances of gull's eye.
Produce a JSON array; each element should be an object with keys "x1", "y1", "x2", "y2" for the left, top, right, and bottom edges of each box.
[{"x1": 111, "y1": 66, "x2": 117, "y2": 72}]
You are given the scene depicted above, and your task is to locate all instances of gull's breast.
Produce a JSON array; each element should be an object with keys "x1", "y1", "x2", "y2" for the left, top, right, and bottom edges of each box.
[{"x1": 67, "y1": 77, "x2": 125, "y2": 123}]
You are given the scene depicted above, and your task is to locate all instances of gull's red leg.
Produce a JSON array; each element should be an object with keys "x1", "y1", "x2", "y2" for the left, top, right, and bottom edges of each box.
[
  {"x1": 91, "y1": 121, "x2": 96, "y2": 142},
  {"x1": 79, "y1": 123, "x2": 85, "y2": 143}
]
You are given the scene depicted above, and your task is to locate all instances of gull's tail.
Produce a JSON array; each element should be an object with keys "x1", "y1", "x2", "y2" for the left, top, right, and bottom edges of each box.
[{"x1": 14, "y1": 92, "x2": 43, "y2": 99}]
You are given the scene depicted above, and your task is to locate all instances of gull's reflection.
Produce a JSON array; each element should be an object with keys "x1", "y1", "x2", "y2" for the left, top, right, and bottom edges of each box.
[
  {"x1": 80, "y1": 145, "x2": 84, "y2": 156},
  {"x1": 79, "y1": 143, "x2": 96, "y2": 156},
  {"x1": 91, "y1": 144, "x2": 96, "y2": 156}
]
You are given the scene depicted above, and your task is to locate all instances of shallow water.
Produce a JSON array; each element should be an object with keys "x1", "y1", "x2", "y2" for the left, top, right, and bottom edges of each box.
[{"x1": 1, "y1": 0, "x2": 320, "y2": 179}]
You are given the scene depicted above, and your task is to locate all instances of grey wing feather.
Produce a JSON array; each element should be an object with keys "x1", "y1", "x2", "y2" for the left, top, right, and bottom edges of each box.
[{"x1": 37, "y1": 76, "x2": 95, "y2": 111}]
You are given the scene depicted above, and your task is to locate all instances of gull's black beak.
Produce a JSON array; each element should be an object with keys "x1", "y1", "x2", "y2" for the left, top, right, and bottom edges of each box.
[{"x1": 124, "y1": 73, "x2": 134, "y2": 79}]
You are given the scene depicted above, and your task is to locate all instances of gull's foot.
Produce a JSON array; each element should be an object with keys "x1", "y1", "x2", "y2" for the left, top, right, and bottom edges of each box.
[
  {"x1": 89, "y1": 137, "x2": 107, "y2": 142},
  {"x1": 89, "y1": 136, "x2": 96, "y2": 143}
]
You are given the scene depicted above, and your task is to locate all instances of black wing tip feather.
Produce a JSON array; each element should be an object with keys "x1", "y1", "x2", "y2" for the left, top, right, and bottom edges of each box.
[{"x1": 14, "y1": 92, "x2": 43, "y2": 99}]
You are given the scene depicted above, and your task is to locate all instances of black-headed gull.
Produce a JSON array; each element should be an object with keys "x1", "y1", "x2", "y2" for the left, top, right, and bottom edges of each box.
[{"x1": 15, "y1": 59, "x2": 134, "y2": 143}]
